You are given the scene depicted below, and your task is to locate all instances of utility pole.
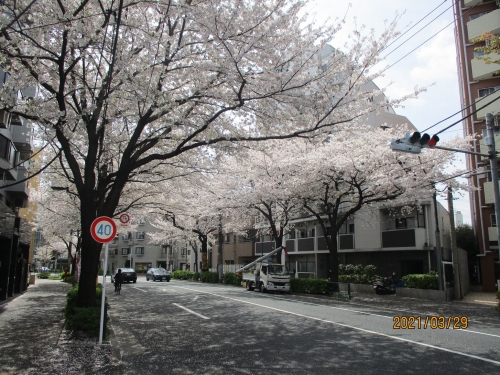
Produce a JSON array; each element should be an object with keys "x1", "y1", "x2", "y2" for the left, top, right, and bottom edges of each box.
[
  {"x1": 432, "y1": 188, "x2": 444, "y2": 291},
  {"x1": 448, "y1": 186, "x2": 461, "y2": 300},
  {"x1": 217, "y1": 215, "x2": 223, "y2": 282},
  {"x1": 486, "y1": 113, "x2": 500, "y2": 250}
]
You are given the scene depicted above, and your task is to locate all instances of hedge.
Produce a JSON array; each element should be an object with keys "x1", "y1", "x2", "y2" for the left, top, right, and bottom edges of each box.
[
  {"x1": 171, "y1": 270, "x2": 219, "y2": 283},
  {"x1": 223, "y1": 272, "x2": 242, "y2": 286},
  {"x1": 291, "y1": 278, "x2": 329, "y2": 295},
  {"x1": 401, "y1": 272, "x2": 438, "y2": 290}
]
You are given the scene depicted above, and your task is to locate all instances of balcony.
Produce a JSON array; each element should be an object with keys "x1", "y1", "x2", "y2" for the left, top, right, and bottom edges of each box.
[
  {"x1": 471, "y1": 53, "x2": 500, "y2": 80},
  {"x1": 488, "y1": 226, "x2": 499, "y2": 247},
  {"x1": 10, "y1": 124, "x2": 33, "y2": 153},
  {"x1": 467, "y1": 9, "x2": 500, "y2": 42},
  {"x1": 381, "y1": 228, "x2": 428, "y2": 248},
  {"x1": 475, "y1": 90, "x2": 500, "y2": 119},
  {"x1": 464, "y1": 0, "x2": 483, "y2": 7},
  {"x1": 3, "y1": 166, "x2": 29, "y2": 197},
  {"x1": 483, "y1": 180, "x2": 500, "y2": 204}
]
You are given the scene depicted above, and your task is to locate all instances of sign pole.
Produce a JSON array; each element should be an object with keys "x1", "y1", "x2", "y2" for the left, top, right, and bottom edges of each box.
[
  {"x1": 91, "y1": 216, "x2": 117, "y2": 346},
  {"x1": 99, "y1": 242, "x2": 109, "y2": 344}
]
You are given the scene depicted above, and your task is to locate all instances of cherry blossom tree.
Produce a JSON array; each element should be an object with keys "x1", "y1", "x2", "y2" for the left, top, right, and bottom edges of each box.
[
  {"x1": 0, "y1": 0, "x2": 410, "y2": 306},
  {"x1": 215, "y1": 126, "x2": 473, "y2": 282}
]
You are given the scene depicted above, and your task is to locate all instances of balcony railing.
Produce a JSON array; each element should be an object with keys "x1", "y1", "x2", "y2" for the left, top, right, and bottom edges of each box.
[
  {"x1": 471, "y1": 53, "x2": 500, "y2": 81},
  {"x1": 381, "y1": 229, "x2": 416, "y2": 248},
  {"x1": 467, "y1": 9, "x2": 500, "y2": 42}
]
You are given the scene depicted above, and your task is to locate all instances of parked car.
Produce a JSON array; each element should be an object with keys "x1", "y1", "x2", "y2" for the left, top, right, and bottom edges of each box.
[
  {"x1": 39, "y1": 267, "x2": 50, "y2": 273},
  {"x1": 113, "y1": 268, "x2": 137, "y2": 283},
  {"x1": 146, "y1": 268, "x2": 171, "y2": 282}
]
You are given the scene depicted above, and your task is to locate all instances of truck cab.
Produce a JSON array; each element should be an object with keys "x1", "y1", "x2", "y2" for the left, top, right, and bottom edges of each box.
[{"x1": 243, "y1": 262, "x2": 291, "y2": 293}]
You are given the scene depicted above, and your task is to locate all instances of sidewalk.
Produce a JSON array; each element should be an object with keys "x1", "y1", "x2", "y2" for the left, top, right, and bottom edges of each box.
[
  {"x1": 460, "y1": 291, "x2": 498, "y2": 306},
  {"x1": 0, "y1": 278, "x2": 119, "y2": 375}
]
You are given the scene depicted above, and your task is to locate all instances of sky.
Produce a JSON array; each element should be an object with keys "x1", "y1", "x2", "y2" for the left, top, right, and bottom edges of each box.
[{"x1": 307, "y1": 0, "x2": 471, "y2": 224}]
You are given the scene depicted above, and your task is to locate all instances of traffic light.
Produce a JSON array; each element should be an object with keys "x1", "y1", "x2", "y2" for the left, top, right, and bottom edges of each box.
[{"x1": 390, "y1": 131, "x2": 440, "y2": 154}]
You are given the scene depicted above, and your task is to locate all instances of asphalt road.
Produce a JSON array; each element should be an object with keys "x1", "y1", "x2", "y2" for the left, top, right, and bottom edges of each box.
[{"x1": 107, "y1": 277, "x2": 500, "y2": 375}]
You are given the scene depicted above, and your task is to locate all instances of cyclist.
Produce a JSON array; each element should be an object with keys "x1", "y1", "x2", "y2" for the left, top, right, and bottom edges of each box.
[{"x1": 114, "y1": 268, "x2": 123, "y2": 294}]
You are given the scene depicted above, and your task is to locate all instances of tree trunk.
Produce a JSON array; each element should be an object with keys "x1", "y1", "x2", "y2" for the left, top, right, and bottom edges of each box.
[
  {"x1": 328, "y1": 239, "x2": 339, "y2": 283},
  {"x1": 76, "y1": 195, "x2": 102, "y2": 307},
  {"x1": 201, "y1": 238, "x2": 208, "y2": 271}
]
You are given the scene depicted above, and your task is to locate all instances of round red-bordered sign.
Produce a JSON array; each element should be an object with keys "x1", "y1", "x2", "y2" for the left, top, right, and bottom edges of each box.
[
  {"x1": 91, "y1": 217, "x2": 117, "y2": 243},
  {"x1": 119, "y1": 213, "x2": 131, "y2": 225}
]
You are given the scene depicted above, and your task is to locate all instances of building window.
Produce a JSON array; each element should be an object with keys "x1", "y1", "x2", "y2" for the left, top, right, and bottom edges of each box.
[
  {"x1": 396, "y1": 218, "x2": 407, "y2": 229},
  {"x1": 470, "y1": 11, "x2": 490, "y2": 21},
  {"x1": 492, "y1": 214, "x2": 497, "y2": 227},
  {"x1": 135, "y1": 247, "x2": 144, "y2": 255},
  {"x1": 418, "y1": 212, "x2": 426, "y2": 228},
  {"x1": 109, "y1": 248, "x2": 118, "y2": 255},
  {"x1": 121, "y1": 248, "x2": 130, "y2": 255},
  {"x1": 478, "y1": 86, "x2": 500, "y2": 97},
  {"x1": 122, "y1": 232, "x2": 132, "y2": 241},
  {"x1": 0, "y1": 134, "x2": 12, "y2": 162},
  {"x1": 136, "y1": 232, "x2": 145, "y2": 240},
  {"x1": 474, "y1": 50, "x2": 485, "y2": 58},
  {"x1": 187, "y1": 249, "x2": 191, "y2": 256},
  {"x1": 288, "y1": 230, "x2": 296, "y2": 239},
  {"x1": 181, "y1": 248, "x2": 186, "y2": 255},
  {"x1": 138, "y1": 220, "x2": 145, "y2": 226}
]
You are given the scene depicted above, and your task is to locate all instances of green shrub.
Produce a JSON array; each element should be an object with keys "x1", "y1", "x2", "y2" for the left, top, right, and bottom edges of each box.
[
  {"x1": 291, "y1": 278, "x2": 329, "y2": 294},
  {"x1": 37, "y1": 272, "x2": 50, "y2": 279},
  {"x1": 66, "y1": 306, "x2": 103, "y2": 336},
  {"x1": 402, "y1": 273, "x2": 438, "y2": 290},
  {"x1": 98, "y1": 268, "x2": 104, "y2": 276},
  {"x1": 337, "y1": 264, "x2": 379, "y2": 285},
  {"x1": 171, "y1": 270, "x2": 189, "y2": 280},
  {"x1": 64, "y1": 283, "x2": 106, "y2": 337},
  {"x1": 191, "y1": 271, "x2": 201, "y2": 281},
  {"x1": 48, "y1": 274, "x2": 61, "y2": 280},
  {"x1": 200, "y1": 271, "x2": 219, "y2": 283},
  {"x1": 223, "y1": 272, "x2": 242, "y2": 286}
]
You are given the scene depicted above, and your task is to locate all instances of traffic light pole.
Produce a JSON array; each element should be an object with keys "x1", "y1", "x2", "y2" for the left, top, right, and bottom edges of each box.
[{"x1": 486, "y1": 113, "x2": 500, "y2": 255}]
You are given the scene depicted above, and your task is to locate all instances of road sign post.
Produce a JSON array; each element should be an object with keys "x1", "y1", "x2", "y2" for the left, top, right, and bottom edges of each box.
[{"x1": 91, "y1": 217, "x2": 117, "y2": 345}]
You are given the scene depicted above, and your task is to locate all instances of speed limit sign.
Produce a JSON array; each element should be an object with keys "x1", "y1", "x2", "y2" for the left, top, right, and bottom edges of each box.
[
  {"x1": 90, "y1": 217, "x2": 117, "y2": 243},
  {"x1": 119, "y1": 213, "x2": 131, "y2": 225}
]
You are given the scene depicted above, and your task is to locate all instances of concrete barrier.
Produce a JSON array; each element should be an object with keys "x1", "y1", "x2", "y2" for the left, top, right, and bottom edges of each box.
[{"x1": 396, "y1": 287, "x2": 452, "y2": 302}]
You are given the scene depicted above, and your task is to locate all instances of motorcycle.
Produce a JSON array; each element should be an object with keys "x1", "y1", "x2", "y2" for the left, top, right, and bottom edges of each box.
[{"x1": 373, "y1": 277, "x2": 398, "y2": 295}]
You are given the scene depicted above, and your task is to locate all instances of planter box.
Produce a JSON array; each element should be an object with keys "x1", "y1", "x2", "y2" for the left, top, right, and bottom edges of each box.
[
  {"x1": 339, "y1": 283, "x2": 374, "y2": 294},
  {"x1": 29, "y1": 274, "x2": 36, "y2": 285},
  {"x1": 396, "y1": 287, "x2": 452, "y2": 301}
]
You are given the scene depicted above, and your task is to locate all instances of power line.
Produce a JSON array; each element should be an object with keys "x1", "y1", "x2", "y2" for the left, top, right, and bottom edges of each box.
[
  {"x1": 385, "y1": 0, "x2": 478, "y2": 71},
  {"x1": 433, "y1": 94, "x2": 500, "y2": 136},
  {"x1": 382, "y1": 0, "x2": 450, "y2": 59},
  {"x1": 421, "y1": 88, "x2": 500, "y2": 133}
]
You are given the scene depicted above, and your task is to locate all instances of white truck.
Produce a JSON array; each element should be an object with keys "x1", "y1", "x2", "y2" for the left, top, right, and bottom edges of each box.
[{"x1": 236, "y1": 246, "x2": 291, "y2": 293}]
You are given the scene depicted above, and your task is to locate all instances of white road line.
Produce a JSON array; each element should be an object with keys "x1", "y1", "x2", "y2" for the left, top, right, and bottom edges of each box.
[
  {"x1": 172, "y1": 303, "x2": 209, "y2": 320},
  {"x1": 175, "y1": 285, "x2": 500, "y2": 366},
  {"x1": 132, "y1": 287, "x2": 146, "y2": 293}
]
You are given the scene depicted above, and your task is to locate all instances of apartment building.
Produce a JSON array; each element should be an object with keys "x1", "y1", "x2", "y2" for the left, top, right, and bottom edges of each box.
[
  {"x1": 0, "y1": 68, "x2": 35, "y2": 300},
  {"x1": 454, "y1": 0, "x2": 500, "y2": 291},
  {"x1": 104, "y1": 220, "x2": 194, "y2": 274}
]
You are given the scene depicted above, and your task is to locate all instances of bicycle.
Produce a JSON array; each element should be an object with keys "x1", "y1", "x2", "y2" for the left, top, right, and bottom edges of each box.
[{"x1": 114, "y1": 282, "x2": 121, "y2": 295}]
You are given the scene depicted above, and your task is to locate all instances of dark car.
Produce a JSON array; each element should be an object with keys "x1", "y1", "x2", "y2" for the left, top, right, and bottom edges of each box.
[
  {"x1": 114, "y1": 268, "x2": 137, "y2": 283},
  {"x1": 146, "y1": 268, "x2": 171, "y2": 282}
]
